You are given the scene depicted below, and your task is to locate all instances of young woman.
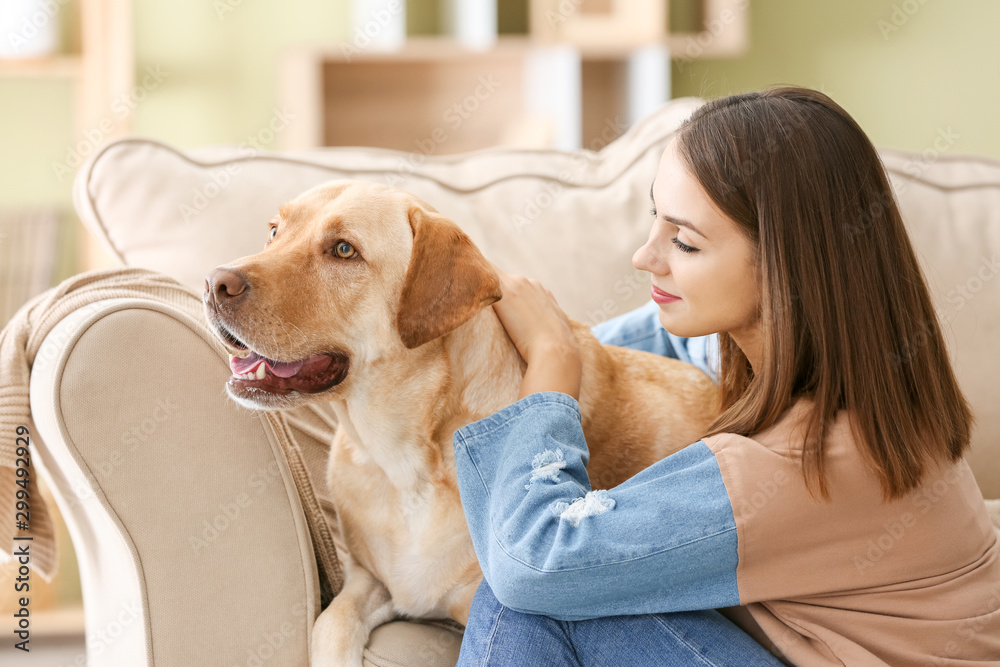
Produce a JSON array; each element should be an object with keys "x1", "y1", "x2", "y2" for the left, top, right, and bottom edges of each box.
[{"x1": 450, "y1": 87, "x2": 1000, "y2": 666}]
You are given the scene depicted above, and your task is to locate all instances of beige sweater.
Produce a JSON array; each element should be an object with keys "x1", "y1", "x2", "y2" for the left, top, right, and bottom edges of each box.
[
  {"x1": 0, "y1": 268, "x2": 342, "y2": 598},
  {"x1": 708, "y1": 400, "x2": 1000, "y2": 666}
]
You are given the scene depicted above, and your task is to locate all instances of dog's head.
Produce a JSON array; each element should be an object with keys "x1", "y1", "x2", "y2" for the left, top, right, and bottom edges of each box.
[{"x1": 203, "y1": 180, "x2": 502, "y2": 410}]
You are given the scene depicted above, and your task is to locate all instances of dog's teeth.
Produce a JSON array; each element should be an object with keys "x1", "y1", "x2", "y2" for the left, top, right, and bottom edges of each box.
[
  {"x1": 229, "y1": 354, "x2": 236, "y2": 363},
  {"x1": 231, "y1": 367, "x2": 266, "y2": 381}
]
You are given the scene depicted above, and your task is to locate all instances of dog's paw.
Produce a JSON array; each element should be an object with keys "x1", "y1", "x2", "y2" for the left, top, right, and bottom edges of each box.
[{"x1": 310, "y1": 607, "x2": 366, "y2": 667}]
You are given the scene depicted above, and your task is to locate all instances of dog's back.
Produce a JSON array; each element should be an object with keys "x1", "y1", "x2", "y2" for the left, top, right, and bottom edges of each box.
[{"x1": 574, "y1": 323, "x2": 722, "y2": 490}]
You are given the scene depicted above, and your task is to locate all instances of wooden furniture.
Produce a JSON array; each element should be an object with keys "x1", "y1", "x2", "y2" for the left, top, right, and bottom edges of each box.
[
  {"x1": 277, "y1": 0, "x2": 750, "y2": 153},
  {"x1": 279, "y1": 38, "x2": 535, "y2": 155},
  {"x1": 531, "y1": 0, "x2": 667, "y2": 50}
]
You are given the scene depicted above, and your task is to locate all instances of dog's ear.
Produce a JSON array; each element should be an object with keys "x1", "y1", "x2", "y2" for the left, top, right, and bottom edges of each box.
[{"x1": 396, "y1": 204, "x2": 502, "y2": 349}]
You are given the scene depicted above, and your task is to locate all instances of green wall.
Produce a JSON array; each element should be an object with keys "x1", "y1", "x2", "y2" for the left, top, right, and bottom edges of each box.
[
  {"x1": 131, "y1": 0, "x2": 349, "y2": 148},
  {"x1": 672, "y1": 0, "x2": 1000, "y2": 160}
]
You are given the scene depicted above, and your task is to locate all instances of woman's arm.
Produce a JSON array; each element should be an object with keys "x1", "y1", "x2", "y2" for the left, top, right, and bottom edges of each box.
[
  {"x1": 474, "y1": 271, "x2": 736, "y2": 618},
  {"x1": 452, "y1": 390, "x2": 740, "y2": 621},
  {"x1": 517, "y1": 342, "x2": 581, "y2": 400}
]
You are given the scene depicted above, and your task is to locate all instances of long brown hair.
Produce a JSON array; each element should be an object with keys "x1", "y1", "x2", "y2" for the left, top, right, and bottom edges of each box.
[{"x1": 674, "y1": 86, "x2": 973, "y2": 502}]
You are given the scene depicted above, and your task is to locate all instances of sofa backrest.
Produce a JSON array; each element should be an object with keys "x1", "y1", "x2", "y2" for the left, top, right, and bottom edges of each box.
[{"x1": 73, "y1": 97, "x2": 1000, "y2": 497}]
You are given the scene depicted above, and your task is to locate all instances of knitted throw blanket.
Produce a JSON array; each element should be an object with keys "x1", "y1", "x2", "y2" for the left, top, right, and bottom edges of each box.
[{"x1": 0, "y1": 268, "x2": 343, "y2": 601}]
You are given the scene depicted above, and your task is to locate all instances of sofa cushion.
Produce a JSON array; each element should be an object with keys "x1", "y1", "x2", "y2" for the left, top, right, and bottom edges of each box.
[
  {"x1": 877, "y1": 149, "x2": 1000, "y2": 497},
  {"x1": 73, "y1": 97, "x2": 999, "y2": 498},
  {"x1": 364, "y1": 621, "x2": 462, "y2": 667}
]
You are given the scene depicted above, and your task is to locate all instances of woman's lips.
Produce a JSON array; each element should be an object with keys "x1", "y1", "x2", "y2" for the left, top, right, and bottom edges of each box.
[{"x1": 651, "y1": 285, "x2": 681, "y2": 304}]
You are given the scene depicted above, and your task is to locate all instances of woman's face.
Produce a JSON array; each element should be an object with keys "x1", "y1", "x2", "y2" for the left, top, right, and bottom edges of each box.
[{"x1": 633, "y1": 138, "x2": 761, "y2": 343}]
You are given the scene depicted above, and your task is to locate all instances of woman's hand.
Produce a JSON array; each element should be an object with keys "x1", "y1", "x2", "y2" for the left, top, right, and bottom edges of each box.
[{"x1": 491, "y1": 264, "x2": 582, "y2": 402}]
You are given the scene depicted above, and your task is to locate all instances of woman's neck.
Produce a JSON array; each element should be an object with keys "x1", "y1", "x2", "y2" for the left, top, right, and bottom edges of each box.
[{"x1": 728, "y1": 321, "x2": 763, "y2": 375}]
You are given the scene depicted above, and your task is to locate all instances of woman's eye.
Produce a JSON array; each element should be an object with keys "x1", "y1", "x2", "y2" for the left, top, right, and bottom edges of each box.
[
  {"x1": 334, "y1": 241, "x2": 357, "y2": 259},
  {"x1": 671, "y1": 237, "x2": 699, "y2": 253},
  {"x1": 650, "y1": 206, "x2": 657, "y2": 217}
]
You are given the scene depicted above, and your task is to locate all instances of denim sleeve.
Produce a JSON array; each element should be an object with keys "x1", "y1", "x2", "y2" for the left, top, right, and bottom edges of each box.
[
  {"x1": 452, "y1": 391, "x2": 740, "y2": 621},
  {"x1": 589, "y1": 299, "x2": 720, "y2": 383}
]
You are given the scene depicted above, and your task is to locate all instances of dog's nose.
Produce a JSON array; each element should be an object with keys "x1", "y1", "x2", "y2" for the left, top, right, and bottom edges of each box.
[{"x1": 206, "y1": 267, "x2": 249, "y2": 304}]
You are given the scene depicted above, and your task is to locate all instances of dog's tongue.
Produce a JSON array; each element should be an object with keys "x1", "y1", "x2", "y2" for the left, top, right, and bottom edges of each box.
[{"x1": 230, "y1": 350, "x2": 306, "y2": 378}]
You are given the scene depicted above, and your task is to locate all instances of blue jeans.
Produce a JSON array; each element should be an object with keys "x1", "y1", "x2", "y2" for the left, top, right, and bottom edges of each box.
[
  {"x1": 455, "y1": 302, "x2": 781, "y2": 666},
  {"x1": 456, "y1": 578, "x2": 784, "y2": 666}
]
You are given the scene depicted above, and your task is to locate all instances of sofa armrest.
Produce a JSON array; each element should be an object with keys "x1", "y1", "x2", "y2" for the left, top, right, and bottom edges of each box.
[{"x1": 28, "y1": 298, "x2": 319, "y2": 666}]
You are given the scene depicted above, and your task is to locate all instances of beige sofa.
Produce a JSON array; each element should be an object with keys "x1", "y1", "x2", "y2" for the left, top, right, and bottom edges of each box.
[{"x1": 28, "y1": 96, "x2": 1000, "y2": 666}]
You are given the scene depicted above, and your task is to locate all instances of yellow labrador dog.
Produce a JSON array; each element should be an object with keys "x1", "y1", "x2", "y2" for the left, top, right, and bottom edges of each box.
[{"x1": 203, "y1": 180, "x2": 720, "y2": 667}]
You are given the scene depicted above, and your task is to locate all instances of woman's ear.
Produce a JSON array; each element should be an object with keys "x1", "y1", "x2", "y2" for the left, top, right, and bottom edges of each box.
[{"x1": 395, "y1": 204, "x2": 502, "y2": 349}]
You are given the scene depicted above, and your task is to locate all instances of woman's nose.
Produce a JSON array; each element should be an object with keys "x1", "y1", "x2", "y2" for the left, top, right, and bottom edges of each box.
[{"x1": 633, "y1": 240, "x2": 669, "y2": 276}]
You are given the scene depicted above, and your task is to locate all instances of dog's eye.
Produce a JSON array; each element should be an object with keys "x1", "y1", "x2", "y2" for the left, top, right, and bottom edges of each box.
[
  {"x1": 334, "y1": 241, "x2": 357, "y2": 259},
  {"x1": 269, "y1": 226, "x2": 277, "y2": 241}
]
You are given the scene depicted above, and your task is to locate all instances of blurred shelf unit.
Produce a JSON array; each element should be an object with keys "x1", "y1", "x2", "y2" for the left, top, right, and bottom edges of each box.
[
  {"x1": 0, "y1": 55, "x2": 82, "y2": 78},
  {"x1": 0, "y1": 0, "x2": 134, "y2": 140},
  {"x1": 278, "y1": 0, "x2": 749, "y2": 154},
  {"x1": 0, "y1": 0, "x2": 134, "y2": 273},
  {"x1": 279, "y1": 37, "x2": 578, "y2": 155}
]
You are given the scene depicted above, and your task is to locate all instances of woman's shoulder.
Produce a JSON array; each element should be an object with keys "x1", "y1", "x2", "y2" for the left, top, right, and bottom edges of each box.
[
  {"x1": 699, "y1": 397, "x2": 982, "y2": 514},
  {"x1": 702, "y1": 398, "x2": 967, "y2": 482},
  {"x1": 697, "y1": 401, "x2": 997, "y2": 606},
  {"x1": 701, "y1": 397, "x2": 842, "y2": 457},
  {"x1": 699, "y1": 397, "x2": 896, "y2": 500}
]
